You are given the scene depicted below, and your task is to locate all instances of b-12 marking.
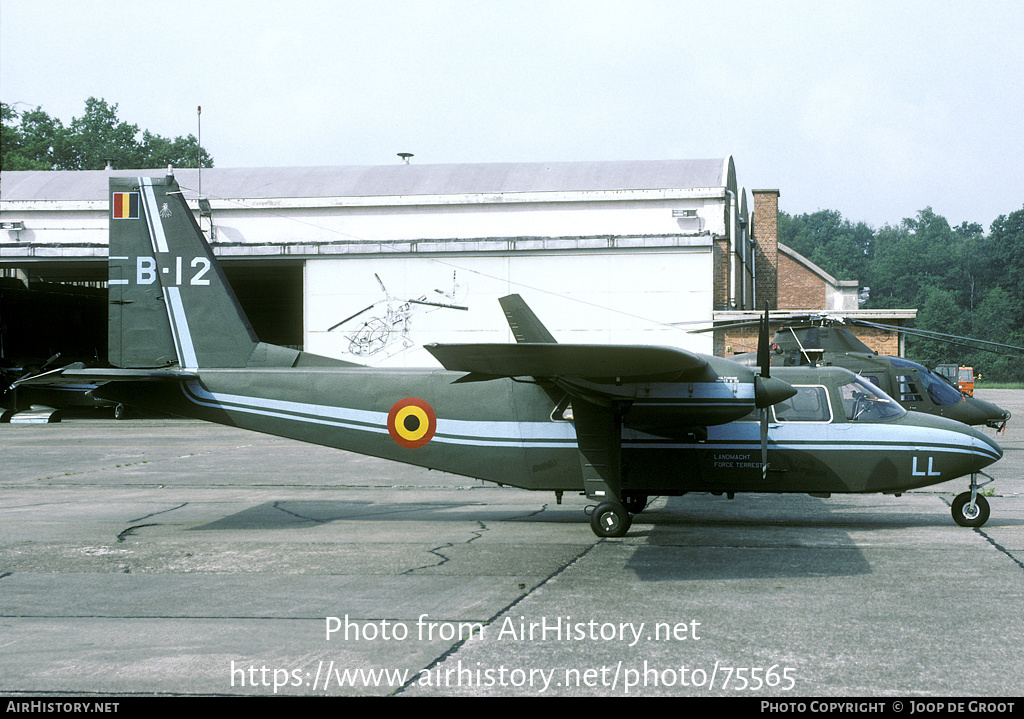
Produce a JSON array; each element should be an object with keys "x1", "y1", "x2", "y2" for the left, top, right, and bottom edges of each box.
[{"x1": 128, "y1": 256, "x2": 212, "y2": 287}]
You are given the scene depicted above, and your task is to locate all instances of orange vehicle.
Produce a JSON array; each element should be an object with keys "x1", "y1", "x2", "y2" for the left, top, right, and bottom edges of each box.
[{"x1": 958, "y1": 366, "x2": 975, "y2": 396}]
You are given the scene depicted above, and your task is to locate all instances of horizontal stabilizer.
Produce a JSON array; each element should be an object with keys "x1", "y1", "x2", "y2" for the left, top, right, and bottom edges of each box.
[
  {"x1": 424, "y1": 342, "x2": 707, "y2": 381},
  {"x1": 12, "y1": 364, "x2": 196, "y2": 389}
]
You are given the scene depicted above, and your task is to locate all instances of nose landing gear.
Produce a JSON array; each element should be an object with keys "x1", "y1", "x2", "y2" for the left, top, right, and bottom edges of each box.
[{"x1": 952, "y1": 472, "x2": 993, "y2": 528}]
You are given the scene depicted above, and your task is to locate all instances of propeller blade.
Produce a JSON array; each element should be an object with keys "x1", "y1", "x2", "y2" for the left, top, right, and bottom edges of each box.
[
  {"x1": 752, "y1": 301, "x2": 797, "y2": 409},
  {"x1": 761, "y1": 407, "x2": 768, "y2": 481},
  {"x1": 757, "y1": 302, "x2": 770, "y2": 379}
]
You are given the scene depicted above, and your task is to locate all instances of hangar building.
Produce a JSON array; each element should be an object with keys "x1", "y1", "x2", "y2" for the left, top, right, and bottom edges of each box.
[{"x1": 0, "y1": 157, "x2": 912, "y2": 367}]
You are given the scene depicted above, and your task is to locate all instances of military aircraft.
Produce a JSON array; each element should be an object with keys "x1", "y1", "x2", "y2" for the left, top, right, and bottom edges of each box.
[
  {"x1": 702, "y1": 320, "x2": 1012, "y2": 431},
  {"x1": 11, "y1": 172, "x2": 1004, "y2": 536}
]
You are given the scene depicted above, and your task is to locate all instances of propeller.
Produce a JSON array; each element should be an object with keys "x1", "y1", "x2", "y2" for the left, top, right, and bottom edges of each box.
[
  {"x1": 751, "y1": 304, "x2": 796, "y2": 480},
  {"x1": 758, "y1": 306, "x2": 771, "y2": 480}
]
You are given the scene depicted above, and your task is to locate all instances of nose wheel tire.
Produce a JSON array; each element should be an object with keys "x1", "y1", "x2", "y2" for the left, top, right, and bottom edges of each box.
[
  {"x1": 590, "y1": 502, "x2": 631, "y2": 538},
  {"x1": 952, "y1": 492, "x2": 990, "y2": 528}
]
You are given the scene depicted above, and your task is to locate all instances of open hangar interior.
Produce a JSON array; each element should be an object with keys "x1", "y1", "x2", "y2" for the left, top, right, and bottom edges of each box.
[{"x1": 1, "y1": 157, "x2": 912, "y2": 370}]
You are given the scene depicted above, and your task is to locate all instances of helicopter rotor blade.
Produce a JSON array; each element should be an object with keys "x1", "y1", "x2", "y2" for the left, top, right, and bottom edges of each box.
[
  {"x1": 406, "y1": 298, "x2": 469, "y2": 311},
  {"x1": 328, "y1": 303, "x2": 378, "y2": 332},
  {"x1": 844, "y1": 319, "x2": 1024, "y2": 356}
]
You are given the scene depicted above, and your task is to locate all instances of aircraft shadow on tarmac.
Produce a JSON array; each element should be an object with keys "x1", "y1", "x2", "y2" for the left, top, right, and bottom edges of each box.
[
  {"x1": 622, "y1": 493, "x2": 1014, "y2": 581},
  {"x1": 186, "y1": 499, "x2": 582, "y2": 531}
]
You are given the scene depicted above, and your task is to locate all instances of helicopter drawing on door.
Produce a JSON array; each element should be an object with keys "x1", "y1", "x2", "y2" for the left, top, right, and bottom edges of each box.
[{"x1": 328, "y1": 272, "x2": 468, "y2": 359}]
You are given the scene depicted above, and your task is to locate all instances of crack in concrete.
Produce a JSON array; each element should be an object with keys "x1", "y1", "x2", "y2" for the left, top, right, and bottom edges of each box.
[
  {"x1": 128, "y1": 503, "x2": 188, "y2": 523},
  {"x1": 116, "y1": 524, "x2": 160, "y2": 543},
  {"x1": 403, "y1": 521, "x2": 487, "y2": 575}
]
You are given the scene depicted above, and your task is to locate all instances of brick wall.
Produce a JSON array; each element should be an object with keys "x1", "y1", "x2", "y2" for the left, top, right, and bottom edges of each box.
[
  {"x1": 713, "y1": 237, "x2": 730, "y2": 310},
  {"x1": 778, "y1": 251, "x2": 826, "y2": 310},
  {"x1": 752, "y1": 189, "x2": 780, "y2": 310}
]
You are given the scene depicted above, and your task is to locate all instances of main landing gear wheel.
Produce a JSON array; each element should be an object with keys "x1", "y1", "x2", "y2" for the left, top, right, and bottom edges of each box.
[
  {"x1": 952, "y1": 492, "x2": 990, "y2": 528},
  {"x1": 590, "y1": 502, "x2": 631, "y2": 538}
]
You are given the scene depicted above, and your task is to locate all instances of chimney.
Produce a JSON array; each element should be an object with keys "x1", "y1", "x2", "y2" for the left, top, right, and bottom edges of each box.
[{"x1": 752, "y1": 189, "x2": 780, "y2": 310}]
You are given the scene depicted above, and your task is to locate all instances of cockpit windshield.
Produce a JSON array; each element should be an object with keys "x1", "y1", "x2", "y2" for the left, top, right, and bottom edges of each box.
[{"x1": 840, "y1": 376, "x2": 907, "y2": 422}]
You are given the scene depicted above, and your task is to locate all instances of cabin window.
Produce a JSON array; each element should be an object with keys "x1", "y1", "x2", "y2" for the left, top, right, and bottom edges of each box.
[
  {"x1": 890, "y1": 357, "x2": 962, "y2": 406},
  {"x1": 773, "y1": 386, "x2": 833, "y2": 423},
  {"x1": 897, "y1": 375, "x2": 924, "y2": 402}
]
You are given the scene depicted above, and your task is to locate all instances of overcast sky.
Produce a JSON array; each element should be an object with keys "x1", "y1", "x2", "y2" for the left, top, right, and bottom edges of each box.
[{"x1": 2, "y1": 0, "x2": 1022, "y2": 230}]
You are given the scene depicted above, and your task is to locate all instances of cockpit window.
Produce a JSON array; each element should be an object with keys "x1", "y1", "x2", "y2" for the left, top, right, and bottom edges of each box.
[
  {"x1": 919, "y1": 367, "x2": 964, "y2": 406},
  {"x1": 840, "y1": 376, "x2": 906, "y2": 422}
]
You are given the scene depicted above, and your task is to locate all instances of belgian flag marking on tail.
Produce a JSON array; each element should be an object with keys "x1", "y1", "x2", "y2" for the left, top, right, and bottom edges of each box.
[
  {"x1": 112, "y1": 192, "x2": 140, "y2": 219},
  {"x1": 388, "y1": 398, "x2": 437, "y2": 448}
]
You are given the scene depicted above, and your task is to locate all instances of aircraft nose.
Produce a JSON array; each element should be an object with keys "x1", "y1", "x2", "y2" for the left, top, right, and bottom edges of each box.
[
  {"x1": 965, "y1": 423, "x2": 1003, "y2": 468},
  {"x1": 972, "y1": 396, "x2": 1012, "y2": 429}
]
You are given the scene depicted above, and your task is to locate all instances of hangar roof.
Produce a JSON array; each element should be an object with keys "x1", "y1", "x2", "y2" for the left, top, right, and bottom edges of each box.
[{"x1": 1, "y1": 157, "x2": 736, "y2": 202}]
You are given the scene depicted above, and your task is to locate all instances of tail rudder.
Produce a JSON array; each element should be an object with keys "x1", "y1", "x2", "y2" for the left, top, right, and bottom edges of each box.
[{"x1": 108, "y1": 173, "x2": 258, "y2": 369}]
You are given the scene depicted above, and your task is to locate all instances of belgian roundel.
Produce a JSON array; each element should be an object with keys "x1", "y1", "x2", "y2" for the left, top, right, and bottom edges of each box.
[{"x1": 387, "y1": 398, "x2": 437, "y2": 448}]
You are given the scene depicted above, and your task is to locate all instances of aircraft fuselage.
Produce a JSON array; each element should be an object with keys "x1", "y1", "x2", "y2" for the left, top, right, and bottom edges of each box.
[{"x1": 99, "y1": 364, "x2": 1001, "y2": 498}]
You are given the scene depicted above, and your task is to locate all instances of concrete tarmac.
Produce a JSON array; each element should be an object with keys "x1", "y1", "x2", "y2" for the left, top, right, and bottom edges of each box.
[{"x1": 1, "y1": 390, "x2": 1022, "y2": 697}]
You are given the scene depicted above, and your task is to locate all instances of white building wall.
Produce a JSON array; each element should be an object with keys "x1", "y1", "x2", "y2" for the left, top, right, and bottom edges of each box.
[
  {"x1": 305, "y1": 248, "x2": 715, "y2": 367},
  {"x1": 203, "y1": 193, "x2": 723, "y2": 246},
  {"x1": 1, "y1": 161, "x2": 742, "y2": 365}
]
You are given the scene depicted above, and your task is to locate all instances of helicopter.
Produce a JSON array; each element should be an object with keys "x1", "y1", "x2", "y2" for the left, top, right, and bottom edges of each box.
[{"x1": 701, "y1": 318, "x2": 1012, "y2": 431}]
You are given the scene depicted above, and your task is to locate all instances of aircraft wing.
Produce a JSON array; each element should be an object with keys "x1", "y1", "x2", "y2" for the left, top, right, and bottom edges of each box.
[{"x1": 424, "y1": 342, "x2": 706, "y2": 382}]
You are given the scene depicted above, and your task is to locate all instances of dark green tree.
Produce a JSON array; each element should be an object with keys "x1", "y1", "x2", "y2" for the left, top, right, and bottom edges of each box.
[
  {"x1": 1, "y1": 98, "x2": 212, "y2": 171},
  {"x1": 778, "y1": 209, "x2": 873, "y2": 284},
  {"x1": 985, "y1": 207, "x2": 1024, "y2": 300},
  {"x1": 864, "y1": 208, "x2": 955, "y2": 310},
  {"x1": 970, "y1": 286, "x2": 1024, "y2": 382},
  {"x1": 1, "y1": 103, "x2": 62, "y2": 170}
]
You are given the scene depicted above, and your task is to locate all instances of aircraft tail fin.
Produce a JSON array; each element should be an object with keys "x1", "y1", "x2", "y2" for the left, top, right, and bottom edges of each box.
[
  {"x1": 498, "y1": 294, "x2": 558, "y2": 344},
  {"x1": 108, "y1": 173, "x2": 259, "y2": 369}
]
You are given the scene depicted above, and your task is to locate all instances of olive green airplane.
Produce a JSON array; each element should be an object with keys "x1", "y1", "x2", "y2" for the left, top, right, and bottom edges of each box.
[
  {"x1": 12, "y1": 173, "x2": 1004, "y2": 535},
  {"x1": 711, "y1": 321, "x2": 1011, "y2": 431}
]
